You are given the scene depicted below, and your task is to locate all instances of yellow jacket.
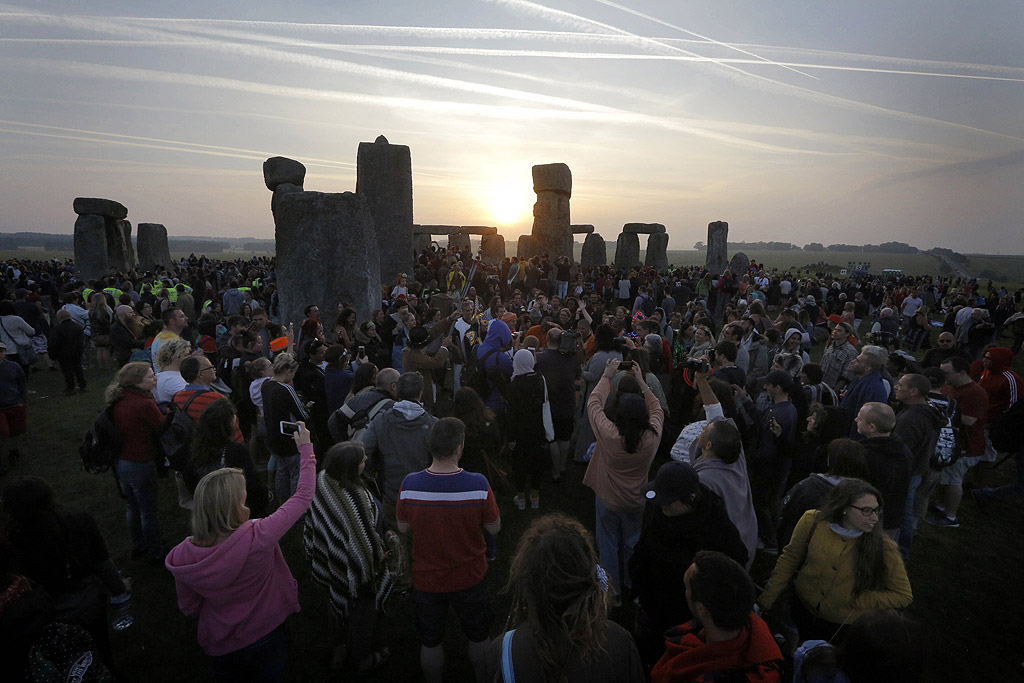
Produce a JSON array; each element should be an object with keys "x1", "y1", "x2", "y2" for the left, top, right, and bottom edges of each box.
[{"x1": 758, "y1": 510, "x2": 912, "y2": 624}]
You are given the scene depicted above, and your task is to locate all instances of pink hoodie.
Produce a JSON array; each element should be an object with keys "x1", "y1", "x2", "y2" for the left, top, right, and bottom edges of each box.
[{"x1": 165, "y1": 443, "x2": 316, "y2": 656}]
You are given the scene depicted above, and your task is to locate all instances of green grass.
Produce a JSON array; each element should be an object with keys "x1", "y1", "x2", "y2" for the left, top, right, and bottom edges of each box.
[{"x1": 4, "y1": 323, "x2": 1024, "y2": 681}]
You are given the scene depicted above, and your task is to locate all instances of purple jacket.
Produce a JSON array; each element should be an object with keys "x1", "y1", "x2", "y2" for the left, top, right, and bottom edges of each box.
[{"x1": 165, "y1": 442, "x2": 316, "y2": 656}]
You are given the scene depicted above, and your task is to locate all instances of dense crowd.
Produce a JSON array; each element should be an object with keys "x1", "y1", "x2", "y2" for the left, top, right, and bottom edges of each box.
[{"x1": 0, "y1": 246, "x2": 1022, "y2": 682}]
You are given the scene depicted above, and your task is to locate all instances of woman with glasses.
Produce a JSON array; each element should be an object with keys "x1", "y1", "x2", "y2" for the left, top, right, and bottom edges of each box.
[{"x1": 757, "y1": 479, "x2": 912, "y2": 644}]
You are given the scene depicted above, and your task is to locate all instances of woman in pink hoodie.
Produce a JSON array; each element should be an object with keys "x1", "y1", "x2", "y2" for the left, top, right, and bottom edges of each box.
[{"x1": 166, "y1": 422, "x2": 317, "y2": 682}]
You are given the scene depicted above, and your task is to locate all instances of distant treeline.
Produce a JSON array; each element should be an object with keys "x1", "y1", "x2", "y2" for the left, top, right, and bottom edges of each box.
[
  {"x1": 689, "y1": 239, "x2": 967, "y2": 260},
  {"x1": 0, "y1": 232, "x2": 276, "y2": 254}
]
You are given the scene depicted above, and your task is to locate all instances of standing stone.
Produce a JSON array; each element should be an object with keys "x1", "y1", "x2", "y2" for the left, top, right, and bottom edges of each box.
[
  {"x1": 274, "y1": 191, "x2": 380, "y2": 326},
  {"x1": 74, "y1": 214, "x2": 108, "y2": 281},
  {"x1": 645, "y1": 232, "x2": 669, "y2": 269},
  {"x1": 138, "y1": 223, "x2": 172, "y2": 272},
  {"x1": 263, "y1": 157, "x2": 306, "y2": 191},
  {"x1": 706, "y1": 221, "x2": 729, "y2": 274},
  {"x1": 614, "y1": 232, "x2": 641, "y2": 268},
  {"x1": 448, "y1": 233, "x2": 471, "y2": 252},
  {"x1": 73, "y1": 197, "x2": 127, "y2": 220},
  {"x1": 580, "y1": 233, "x2": 607, "y2": 267},
  {"x1": 517, "y1": 235, "x2": 534, "y2": 260},
  {"x1": 530, "y1": 163, "x2": 572, "y2": 260},
  {"x1": 357, "y1": 135, "x2": 413, "y2": 286},
  {"x1": 271, "y1": 182, "x2": 304, "y2": 219},
  {"x1": 413, "y1": 233, "x2": 433, "y2": 255},
  {"x1": 728, "y1": 252, "x2": 750, "y2": 276},
  {"x1": 480, "y1": 234, "x2": 505, "y2": 263},
  {"x1": 118, "y1": 220, "x2": 135, "y2": 270}
]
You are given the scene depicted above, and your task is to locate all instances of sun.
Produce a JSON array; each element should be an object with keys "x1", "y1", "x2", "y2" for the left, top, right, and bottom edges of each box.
[{"x1": 486, "y1": 180, "x2": 531, "y2": 226}]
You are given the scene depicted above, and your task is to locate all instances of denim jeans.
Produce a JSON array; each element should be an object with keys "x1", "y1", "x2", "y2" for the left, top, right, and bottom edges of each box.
[
  {"x1": 594, "y1": 497, "x2": 643, "y2": 596},
  {"x1": 116, "y1": 459, "x2": 162, "y2": 558},
  {"x1": 974, "y1": 450, "x2": 1024, "y2": 505},
  {"x1": 274, "y1": 454, "x2": 300, "y2": 502},
  {"x1": 209, "y1": 622, "x2": 289, "y2": 683}
]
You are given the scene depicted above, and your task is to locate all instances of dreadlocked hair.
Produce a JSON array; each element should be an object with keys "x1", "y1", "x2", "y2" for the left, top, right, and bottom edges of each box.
[{"x1": 504, "y1": 513, "x2": 608, "y2": 682}]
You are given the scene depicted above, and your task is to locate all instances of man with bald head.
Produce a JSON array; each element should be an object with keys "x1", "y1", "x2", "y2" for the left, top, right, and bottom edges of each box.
[
  {"x1": 840, "y1": 345, "x2": 891, "y2": 438},
  {"x1": 922, "y1": 331, "x2": 969, "y2": 369},
  {"x1": 855, "y1": 401, "x2": 913, "y2": 540},
  {"x1": 327, "y1": 366, "x2": 399, "y2": 442}
]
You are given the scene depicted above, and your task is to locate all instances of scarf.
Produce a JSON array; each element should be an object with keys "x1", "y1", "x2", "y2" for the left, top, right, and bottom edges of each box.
[
  {"x1": 511, "y1": 348, "x2": 535, "y2": 379},
  {"x1": 303, "y1": 472, "x2": 394, "y2": 618}
]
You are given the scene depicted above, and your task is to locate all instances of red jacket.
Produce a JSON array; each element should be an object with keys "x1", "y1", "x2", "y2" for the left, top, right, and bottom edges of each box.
[
  {"x1": 113, "y1": 389, "x2": 164, "y2": 463},
  {"x1": 172, "y1": 387, "x2": 245, "y2": 443},
  {"x1": 651, "y1": 615, "x2": 783, "y2": 683}
]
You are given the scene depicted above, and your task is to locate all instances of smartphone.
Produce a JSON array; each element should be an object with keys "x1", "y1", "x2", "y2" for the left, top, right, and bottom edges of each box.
[
  {"x1": 358, "y1": 345, "x2": 365, "y2": 356},
  {"x1": 619, "y1": 361, "x2": 633, "y2": 372},
  {"x1": 279, "y1": 421, "x2": 301, "y2": 436}
]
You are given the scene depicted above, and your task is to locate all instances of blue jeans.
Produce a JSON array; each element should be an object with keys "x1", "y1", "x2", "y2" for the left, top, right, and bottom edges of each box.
[
  {"x1": 899, "y1": 473, "x2": 923, "y2": 555},
  {"x1": 209, "y1": 622, "x2": 289, "y2": 683},
  {"x1": 594, "y1": 497, "x2": 643, "y2": 596},
  {"x1": 116, "y1": 459, "x2": 162, "y2": 558},
  {"x1": 974, "y1": 450, "x2": 1024, "y2": 505},
  {"x1": 274, "y1": 454, "x2": 300, "y2": 502}
]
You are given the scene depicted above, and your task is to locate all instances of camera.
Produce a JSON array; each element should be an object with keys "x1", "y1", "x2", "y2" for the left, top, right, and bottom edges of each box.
[
  {"x1": 683, "y1": 358, "x2": 710, "y2": 374},
  {"x1": 618, "y1": 361, "x2": 634, "y2": 372}
]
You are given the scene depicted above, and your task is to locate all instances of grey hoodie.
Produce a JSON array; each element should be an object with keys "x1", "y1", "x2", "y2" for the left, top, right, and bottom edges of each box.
[{"x1": 360, "y1": 400, "x2": 438, "y2": 504}]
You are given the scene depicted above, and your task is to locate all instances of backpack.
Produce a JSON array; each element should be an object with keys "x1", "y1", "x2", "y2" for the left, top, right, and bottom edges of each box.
[
  {"x1": 27, "y1": 622, "x2": 115, "y2": 683},
  {"x1": 160, "y1": 390, "x2": 213, "y2": 472},
  {"x1": 558, "y1": 330, "x2": 580, "y2": 356},
  {"x1": 328, "y1": 395, "x2": 391, "y2": 443},
  {"x1": 989, "y1": 398, "x2": 1024, "y2": 454},
  {"x1": 462, "y1": 346, "x2": 506, "y2": 398},
  {"x1": 927, "y1": 396, "x2": 965, "y2": 470},
  {"x1": 79, "y1": 406, "x2": 124, "y2": 474}
]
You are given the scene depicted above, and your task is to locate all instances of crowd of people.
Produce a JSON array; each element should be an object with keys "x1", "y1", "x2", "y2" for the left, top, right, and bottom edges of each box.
[{"x1": 0, "y1": 247, "x2": 1022, "y2": 682}]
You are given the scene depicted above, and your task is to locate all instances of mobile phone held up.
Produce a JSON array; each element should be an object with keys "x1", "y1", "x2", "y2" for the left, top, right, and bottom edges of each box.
[{"x1": 280, "y1": 421, "x2": 302, "y2": 436}]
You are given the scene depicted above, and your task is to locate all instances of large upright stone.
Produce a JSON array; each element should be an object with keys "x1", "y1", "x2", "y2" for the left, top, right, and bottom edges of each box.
[
  {"x1": 645, "y1": 232, "x2": 669, "y2": 269},
  {"x1": 101, "y1": 219, "x2": 133, "y2": 273},
  {"x1": 480, "y1": 234, "x2": 505, "y2": 263},
  {"x1": 74, "y1": 214, "x2": 108, "y2": 281},
  {"x1": 73, "y1": 197, "x2": 127, "y2": 220},
  {"x1": 517, "y1": 235, "x2": 535, "y2": 260},
  {"x1": 137, "y1": 223, "x2": 172, "y2": 272},
  {"x1": 580, "y1": 233, "x2": 607, "y2": 267},
  {"x1": 530, "y1": 163, "x2": 572, "y2": 260},
  {"x1": 728, "y1": 252, "x2": 750, "y2": 276},
  {"x1": 119, "y1": 220, "x2": 135, "y2": 270},
  {"x1": 263, "y1": 157, "x2": 306, "y2": 191},
  {"x1": 614, "y1": 232, "x2": 641, "y2": 268},
  {"x1": 357, "y1": 135, "x2": 413, "y2": 285},
  {"x1": 706, "y1": 221, "x2": 729, "y2": 274},
  {"x1": 274, "y1": 191, "x2": 380, "y2": 326},
  {"x1": 413, "y1": 233, "x2": 433, "y2": 255},
  {"x1": 448, "y1": 233, "x2": 470, "y2": 252}
]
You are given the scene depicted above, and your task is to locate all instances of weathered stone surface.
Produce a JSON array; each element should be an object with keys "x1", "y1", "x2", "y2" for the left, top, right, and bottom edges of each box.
[
  {"x1": 517, "y1": 235, "x2": 534, "y2": 259},
  {"x1": 414, "y1": 224, "x2": 457, "y2": 235},
  {"x1": 457, "y1": 225, "x2": 498, "y2": 235},
  {"x1": 413, "y1": 233, "x2": 433, "y2": 254},
  {"x1": 274, "y1": 191, "x2": 380, "y2": 326},
  {"x1": 73, "y1": 197, "x2": 127, "y2": 219},
  {"x1": 480, "y1": 234, "x2": 505, "y2": 263},
  {"x1": 706, "y1": 221, "x2": 729, "y2": 275},
  {"x1": 532, "y1": 192, "x2": 572, "y2": 260},
  {"x1": 532, "y1": 163, "x2": 572, "y2": 196},
  {"x1": 271, "y1": 183, "x2": 304, "y2": 218},
  {"x1": 571, "y1": 224, "x2": 595, "y2": 234},
  {"x1": 263, "y1": 157, "x2": 306, "y2": 191},
  {"x1": 623, "y1": 222, "x2": 666, "y2": 234},
  {"x1": 580, "y1": 233, "x2": 607, "y2": 267},
  {"x1": 357, "y1": 137, "x2": 414, "y2": 285},
  {"x1": 105, "y1": 219, "x2": 133, "y2": 273},
  {"x1": 614, "y1": 232, "x2": 641, "y2": 268},
  {"x1": 728, "y1": 252, "x2": 750, "y2": 276},
  {"x1": 74, "y1": 214, "x2": 108, "y2": 281},
  {"x1": 645, "y1": 232, "x2": 669, "y2": 269},
  {"x1": 448, "y1": 233, "x2": 471, "y2": 252},
  {"x1": 137, "y1": 223, "x2": 172, "y2": 272}
]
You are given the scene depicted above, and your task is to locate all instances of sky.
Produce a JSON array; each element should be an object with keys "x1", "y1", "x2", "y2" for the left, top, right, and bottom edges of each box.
[{"x1": 1, "y1": 0, "x2": 1022, "y2": 254}]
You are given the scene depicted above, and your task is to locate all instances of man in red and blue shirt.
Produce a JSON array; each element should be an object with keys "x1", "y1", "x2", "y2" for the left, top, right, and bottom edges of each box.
[{"x1": 397, "y1": 417, "x2": 500, "y2": 683}]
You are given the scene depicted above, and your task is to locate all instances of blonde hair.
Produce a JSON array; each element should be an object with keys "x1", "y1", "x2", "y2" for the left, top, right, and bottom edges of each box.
[
  {"x1": 155, "y1": 337, "x2": 192, "y2": 371},
  {"x1": 191, "y1": 468, "x2": 247, "y2": 545},
  {"x1": 104, "y1": 362, "x2": 153, "y2": 407},
  {"x1": 272, "y1": 352, "x2": 299, "y2": 375}
]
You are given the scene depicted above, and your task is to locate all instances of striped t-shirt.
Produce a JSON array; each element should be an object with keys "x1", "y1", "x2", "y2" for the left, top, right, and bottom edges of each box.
[{"x1": 396, "y1": 468, "x2": 499, "y2": 593}]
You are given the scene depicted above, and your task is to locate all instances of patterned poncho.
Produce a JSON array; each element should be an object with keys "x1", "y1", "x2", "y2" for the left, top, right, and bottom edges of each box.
[{"x1": 304, "y1": 471, "x2": 394, "y2": 618}]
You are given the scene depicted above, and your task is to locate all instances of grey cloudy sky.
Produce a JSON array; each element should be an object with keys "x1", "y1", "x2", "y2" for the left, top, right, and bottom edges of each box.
[{"x1": 1, "y1": 0, "x2": 1022, "y2": 253}]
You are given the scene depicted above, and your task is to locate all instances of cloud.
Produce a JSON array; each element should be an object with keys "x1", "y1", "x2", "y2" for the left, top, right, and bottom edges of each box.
[{"x1": 863, "y1": 148, "x2": 1024, "y2": 189}]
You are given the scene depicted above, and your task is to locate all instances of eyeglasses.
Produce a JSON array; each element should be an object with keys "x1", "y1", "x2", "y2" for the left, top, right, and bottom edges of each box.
[
  {"x1": 200, "y1": 366, "x2": 216, "y2": 373},
  {"x1": 938, "y1": 339, "x2": 953, "y2": 344},
  {"x1": 848, "y1": 504, "x2": 882, "y2": 517}
]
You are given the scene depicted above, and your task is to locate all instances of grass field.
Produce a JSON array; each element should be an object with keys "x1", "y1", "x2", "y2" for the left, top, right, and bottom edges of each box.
[{"x1": 3, "y1": 319, "x2": 1023, "y2": 681}]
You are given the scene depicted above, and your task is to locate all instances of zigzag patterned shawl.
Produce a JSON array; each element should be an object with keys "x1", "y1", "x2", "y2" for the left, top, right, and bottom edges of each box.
[{"x1": 304, "y1": 471, "x2": 394, "y2": 618}]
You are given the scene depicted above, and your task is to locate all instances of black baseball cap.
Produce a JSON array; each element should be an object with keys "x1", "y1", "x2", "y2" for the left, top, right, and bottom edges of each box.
[{"x1": 643, "y1": 461, "x2": 700, "y2": 506}]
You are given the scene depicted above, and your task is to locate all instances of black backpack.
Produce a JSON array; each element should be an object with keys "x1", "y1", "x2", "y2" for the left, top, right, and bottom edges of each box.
[
  {"x1": 79, "y1": 406, "x2": 123, "y2": 475},
  {"x1": 927, "y1": 396, "x2": 965, "y2": 470},
  {"x1": 160, "y1": 390, "x2": 213, "y2": 471},
  {"x1": 462, "y1": 347, "x2": 506, "y2": 398}
]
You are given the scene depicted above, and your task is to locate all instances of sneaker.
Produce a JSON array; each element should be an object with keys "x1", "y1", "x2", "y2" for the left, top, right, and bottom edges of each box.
[
  {"x1": 924, "y1": 515, "x2": 960, "y2": 528},
  {"x1": 927, "y1": 503, "x2": 946, "y2": 517},
  {"x1": 513, "y1": 495, "x2": 526, "y2": 511}
]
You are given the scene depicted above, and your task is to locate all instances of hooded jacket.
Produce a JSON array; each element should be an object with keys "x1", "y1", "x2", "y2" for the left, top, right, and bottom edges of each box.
[
  {"x1": 651, "y1": 614, "x2": 783, "y2": 683},
  {"x1": 360, "y1": 400, "x2": 438, "y2": 504},
  {"x1": 894, "y1": 402, "x2": 945, "y2": 476},
  {"x1": 475, "y1": 318, "x2": 513, "y2": 410},
  {"x1": 973, "y1": 346, "x2": 1022, "y2": 419},
  {"x1": 859, "y1": 435, "x2": 912, "y2": 529},
  {"x1": 165, "y1": 444, "x2": 315, "y2": 656}
]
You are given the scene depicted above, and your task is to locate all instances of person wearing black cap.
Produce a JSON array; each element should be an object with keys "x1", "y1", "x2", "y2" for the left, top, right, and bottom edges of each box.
[
  {"x1": 737, "y1": 369, "x2": 799, "y2": 553},
  {"x1": 402, "y1": 326, "x2": 450, "y2": 414},
  {"x1": 629, "y1": 461, "x2": 748, "y2": 671}
]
